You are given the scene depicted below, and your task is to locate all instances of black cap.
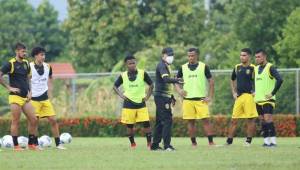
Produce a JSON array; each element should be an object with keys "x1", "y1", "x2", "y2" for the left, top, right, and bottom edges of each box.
[{"x1": 162, "y1": 47, "x2": 174, "y2": 56}]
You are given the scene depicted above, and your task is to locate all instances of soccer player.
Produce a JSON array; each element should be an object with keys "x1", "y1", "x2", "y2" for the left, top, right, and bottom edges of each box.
[
  {"x1": 254, "y1": 49, "x2": 283, "y2": 147},
  {"x1": 0, "y1": 42, "x2": 39, "y2": 151},
  {"x1": 226, "y1": 48, "x2": 258, "y2": 146},
  {"x1": 176, "y1": 47, "x2": 215, "y2": 147},
  {"x1": 151, "y1": 47, "x2": 183, "y2": 151},
  {"x1": 30, "y1": 46, "x2": 66, "y2": 150},
  {"x1": 113, "y1": 54, "x2": 154, "y2": 149}
]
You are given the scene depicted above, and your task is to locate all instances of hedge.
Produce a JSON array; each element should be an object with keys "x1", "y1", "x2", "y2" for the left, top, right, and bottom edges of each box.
[{"x1": 0, "y1": 114, "x2": 299, "y2": 137}]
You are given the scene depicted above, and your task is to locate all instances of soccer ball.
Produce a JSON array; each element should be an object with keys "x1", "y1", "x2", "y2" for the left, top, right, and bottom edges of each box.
[
  {"x1": 18, "y1": 136, "x2": 28, "y2": 148},
  {"x1": 38, "y1": 135, "x2": 52, "y2": 147},
  {"x1": 60, "y1": 133, "x2": 72, "y2": 144},
  {"x1": 2, "y1": 135, "x2": 13, "y2": 148}
]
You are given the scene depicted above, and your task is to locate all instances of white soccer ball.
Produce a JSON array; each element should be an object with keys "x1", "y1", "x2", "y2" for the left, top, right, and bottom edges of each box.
[
  {"x1": 18, "y1": 136, "x2": 28, "y2": 148},
  {"x1": 2, "y1": 135, "x2": 13, "y2": 148},
  {"x1": 60, "y1": 133, "x2": 72, "y2": 144},
  {"x1": 38, "y1": 135, "x2": 52, "y2": 147}
]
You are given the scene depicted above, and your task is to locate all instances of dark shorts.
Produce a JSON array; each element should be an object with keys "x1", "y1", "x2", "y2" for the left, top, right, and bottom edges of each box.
[{"x1": 256, "y1": 103, "x2": 274, "y2": 115}]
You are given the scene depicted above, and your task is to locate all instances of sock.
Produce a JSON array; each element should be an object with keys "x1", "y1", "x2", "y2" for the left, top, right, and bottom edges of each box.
[
  {"x1": 263, "y1": 123, "x2": 270, "y2": 138},
  {"x1": 191, "y1": 137, "x2": 197, "y2": 145},
  {"x1": 264, "y1": 137, "x2": 270, "y2": 145},
  {"x1": 12, "y1": 136, "x2": 18, "y2": 146},
  {"x1": 208, "y1": 135, "x2": 213, "y2": 143},
  {"x1": 28, "y1": 134, "x2": 35, "y2": 145},
  {"x1": 246, "y1": 137, "x2": 252, "y2": 144},
  {"x1": 227, "y1": 138, "x2": 233, "y2": 144},
  {"x1": 145, "y1": 133, "x2": 152, "y2": 144},
  {"x1": 128, "y1": 135, "x2": 135, "y2": 144},
  {"x1": 270, "y1": 137, "x2": 277, "y2": 144},
  {"x1": 261, "y1": 122, "x2": 267, "y2": 136},
  {"x1": 34, "y1": 136, "x2": 39, "y2": 145},
  {"x1": 55, "y1": 137, "x2": 60, "y2": 146}
]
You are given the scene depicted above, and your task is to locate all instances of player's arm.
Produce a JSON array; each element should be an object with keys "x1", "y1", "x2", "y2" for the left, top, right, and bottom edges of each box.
[
  {"x1": 266, "y1": 66, "x2": 283, "y2": 99},
  {"x1": 204, "y1": 65, "x2": 214, "y2": 103},
  {"x1": 48, "y1": 66, "x2": 53, "y2": 98},
  {"x1": 26, "y1": 63, "x2": 32, "y2": 101},
  {"x1": 0, "y1": 62, "x2": 20, "y2": 93},
  {"x1": 174, "y1": 67, "x2": 186, "y2": 97},
  {"x1": 143, "y1": 72, "x2": 154, "y2": 102},
  {"x1": 113, "y1": 75, "x2": 128, "y2": 100},
  {"x1": 159, "y1": 65, "x2": 183, "y2": 84},
  {"x1": 230, "y1": 67, "x2": 238, "y2": 99}
]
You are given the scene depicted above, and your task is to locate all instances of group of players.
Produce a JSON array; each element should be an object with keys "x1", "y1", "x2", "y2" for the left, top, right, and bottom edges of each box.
[
  {"x1": 0, "y1": 43, "x2": 66, "y2": 151},
  {"x1": 113, "y1": 47, "x2": 283, "y2": 151},
  {"x1": 0, "y1": 43, "x2": 283, "y2": 152}
]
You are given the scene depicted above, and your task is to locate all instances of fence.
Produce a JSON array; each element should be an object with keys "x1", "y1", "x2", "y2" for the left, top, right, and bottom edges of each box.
[{"x1": 41, "y1": 68, "x2": 299, "y2": 118}]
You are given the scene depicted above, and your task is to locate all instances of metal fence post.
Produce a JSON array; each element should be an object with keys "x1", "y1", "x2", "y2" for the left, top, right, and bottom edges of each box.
[{"x1": 71, "y1": 78, "x2": 76, "y2": 113}]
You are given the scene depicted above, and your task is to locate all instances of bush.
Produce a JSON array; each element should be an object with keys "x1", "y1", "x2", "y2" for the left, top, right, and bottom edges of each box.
[{"x1": 0, "y1": 114, "x2": 298, "y2": 137}]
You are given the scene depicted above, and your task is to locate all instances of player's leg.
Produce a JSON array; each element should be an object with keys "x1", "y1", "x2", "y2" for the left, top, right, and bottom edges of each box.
[
  {"x1": 47, "y1": 116, "x2": 65, "y2": 149},
  {"x1": 160, "y1": 97, "x2": 173, "y2": 150},
  {"x1": 126, "y1": 124, "x2": 136, "y2": 148},
  {"x1": 121, "y1": 108, "x2": 137, "y2": 148},
  {"x1": 22, "y1": 102, "x2": 39, "y2": 149},
  {"x1": 243, "y1": 94, "x2": 258, "y2": 146},
  {"x1": 256, "y1": 104, "x2": 269, "y2": 146},
  {"x1": 142, "y1": 121, "x2": 152, "y2": 148},
  {"x1": 136, "y1": 107, "x2": 152, "y2": 148},
  {"x1": 151, "y1": 96, "x2": 164, "y2": 150},
  {"x1": 226, "y1": 119, "x2": 238, "y2": 145},
  {"x1": 263, "y1": 104, "x2": 276, "y2": 146},
  {"x1": 187, "y1": 119, "x2": 197, "y2": 146},
  {"x1": 202, "y1": 118, "x2": 215, "y2": 145},
  {"x1": 245, "y1": 118, "x2": 256, "y2": 145},
  {"x1": 10, "y1": 103, "x2": 22, "y2": 150}
]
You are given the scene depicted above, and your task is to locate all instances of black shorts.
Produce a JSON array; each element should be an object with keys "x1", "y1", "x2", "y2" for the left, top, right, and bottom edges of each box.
[{"x1": 256, "y1": 103, "x2": 274, "y2": 115}]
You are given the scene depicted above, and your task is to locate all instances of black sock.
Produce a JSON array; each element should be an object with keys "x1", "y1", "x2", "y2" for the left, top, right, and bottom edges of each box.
[
  {"x1": 246, "y1": 137, "x2": 252, "y2": 144},
  {"x1": 55, "y1": 137, "x2": 60, "y2": 146},
  {"x1": 34, "y1": 136, "x2": 39, "y2": 145},
  {"x1": 227, "y1": 138, "x2": 233, "y2": 144},
  {"x1": 191, "y1": 137, "x2": 197, "y2": 144},
  {"x1": 208, "y1": 135, "x2": 213, "y2": 143},
  {"x1": 263, "y1": 123, "x2": 270, "y2": 138},
  {"x1": 12, "y1": 136, "x2": 18, "y2": 146},
  {"x1": 146, "y1": 133, "x2": 152, "y2": 144},
  {"x1": 128, "y1": 135, "x2": 135, "y2": 144},
  {"x1": 261, "y1": 122, "x2": 267, "y2": 136},
  {"x1": 269, "y1": 122, "x2": 276, "y2": 137},
  {"x1": 28, "y1": 134, "x2": 35, "y2": 145}
]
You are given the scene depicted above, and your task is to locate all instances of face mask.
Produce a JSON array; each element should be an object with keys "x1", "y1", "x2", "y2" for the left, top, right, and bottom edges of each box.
[{"x1": 166, "y1": 56, "x2": 174, "y2": 64}]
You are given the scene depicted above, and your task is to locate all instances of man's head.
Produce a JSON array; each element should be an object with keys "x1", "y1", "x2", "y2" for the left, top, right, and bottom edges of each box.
[
  {"x1": 187, "y1": 48, "x2": 199, "y2": 64},
  {"x1": 31, "y1": 46, "x2": 46, "y2": 63},
  {"x1": 240, "y1": 48, "x2": 252, "y2": 64},
  {"x1": 14, "y1": 42, "x2": 27, "y2": 59},
  {"x1": 255, "y1": 49, "x2": 267, "y2": 65},
  {"x1": 162, "y1": 47, "x2": 174, "y2": 65},
  {"x1": 124, "y1": 54, "x2": 137, "y2": 72}
]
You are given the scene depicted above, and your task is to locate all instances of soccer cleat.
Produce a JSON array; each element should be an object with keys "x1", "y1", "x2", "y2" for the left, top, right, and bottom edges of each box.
[
  {"x1": 56, "y1": 144, "x2": 67, "y2": 150},
  {"x1": 28, "y1": 144, "x2": 43, "y2": 151},
  {"x1": 150, "y1": 145, "x2": 163, "y2": 151},
  {"x1": 13, "y1": 145, "x2": 24, "y2": 151},
  {"x1": 262, "y1": 143, "x2": 270, "y2": 147},
  {"x1": 244, "y1": 142, "x2": 251, "y2": 147},
  {"x1": 164, "y1": 145, "x2": 175, "y2": 151},
  {"x1": 269, "y1": 143, "x2": 277, "y2": 148},
  {"x1": 192, "y1": 142, "x2": 197, "y2": 149},
  {"x1": 209, "y1": 142, "x2": 216, "y2": 146},
  {"x1": 130, "y1": 143, "x2": 137, "y2": 149}
]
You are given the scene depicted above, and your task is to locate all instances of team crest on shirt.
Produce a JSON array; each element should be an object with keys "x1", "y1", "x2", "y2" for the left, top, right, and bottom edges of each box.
[
  {"x1": 246, "y1": 69, "x2": 250, "y2": 74},
  {"x1": 165, "y1": 103, "x2": 170, "y2": 109}
]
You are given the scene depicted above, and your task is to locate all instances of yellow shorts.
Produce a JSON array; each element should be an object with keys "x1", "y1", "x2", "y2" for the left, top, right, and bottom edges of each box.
[
  {"x1": 9, "y1": 95, "x2": 28, "y2": 106},
  {"x1": 182, "y1": 100, "x2": 210, "y2": 120},
  {"x1": 121, "y1": 107, "x2": 150, "y2": 124},
  {"x1": 232, "y1": 93, "x2": 258, "y2": 119},
  {"x1": 31, "y1": 100, "x2": 56, "y2": 118}
]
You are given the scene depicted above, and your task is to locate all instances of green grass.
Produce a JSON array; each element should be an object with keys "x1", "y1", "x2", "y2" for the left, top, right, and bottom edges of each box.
[{"x1": 1, "y1": 137, "x2": 300, "y2": 170}]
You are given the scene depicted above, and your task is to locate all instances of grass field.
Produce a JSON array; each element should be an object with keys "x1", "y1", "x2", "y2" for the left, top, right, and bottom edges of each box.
[{"x1": 1, "y1": 137, "x2": 300, "y2": 170}]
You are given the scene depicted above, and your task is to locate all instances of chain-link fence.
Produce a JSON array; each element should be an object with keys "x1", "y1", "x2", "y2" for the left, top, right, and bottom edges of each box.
[{"x1": 44, "y1": 68, "x2": 299, "y2": 118}]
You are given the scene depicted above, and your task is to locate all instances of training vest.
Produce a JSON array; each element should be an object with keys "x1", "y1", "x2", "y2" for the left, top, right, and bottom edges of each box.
[
  {"x1": 182, "y1": 62, "x2": 207, "y2": 98},
  {"x1": 254, "y1": 63, "x2": 276, "y2": 102},
  {"x1": 122, "y1": 69, "x2": 146, "y2": 103},
  {"x1": 30, "y1": 62, "x2": 50, "y2": 97}
]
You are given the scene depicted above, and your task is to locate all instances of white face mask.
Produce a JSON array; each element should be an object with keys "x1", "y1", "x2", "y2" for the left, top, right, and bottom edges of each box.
[{"x1": 166, "y1": 56, "x2": 174, "y2": 64}]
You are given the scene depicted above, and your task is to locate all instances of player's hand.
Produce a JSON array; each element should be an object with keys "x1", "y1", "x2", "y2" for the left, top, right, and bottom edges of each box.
[
  {"x1": 8, "y1": 87, "x2": 20, "y2": 94},
  {"x1": 26, "y1": 91, "x2": 32, "y2": 102},
  {"x1": 265, "y1": 94, "x2": 273, "y2": 100},
  {"x1": 171, "y1": 96, "x2": 176, "y2": 106},
  {"x1": 176, "y1": 78, "x2": 184, "y2": 84},
  {"x1": 203, "y1": 97, "x2": 212, "y2": 103},
  {"x1": 179, "y1": 90, "x2": 187, "y2": 97},
  {"x1": 142, "y1": 96, "x2": 150, "y2": 102}
]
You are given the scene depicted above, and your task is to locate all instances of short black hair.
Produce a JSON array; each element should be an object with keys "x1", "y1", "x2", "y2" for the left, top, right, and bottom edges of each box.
[
  {"x1": 31, "y1": 46, "x2": 46, "y2": 57},
  {"x1": 241, "y1": 48, "x2": 252, "y2": 55},
  {"x1": 255, "y1": 49, "x2": 267, "y2": 55},
  {"x1": 124, "y1": 54, "x2": 136, "y2": 63},
  {"x1": 188, "y1": 47, "x2": 199, "y2": 54},
  {"x1": 162, "y1": 47, "x2": 174, "y2": 56},
  {"x1": 15, "y1": 42, "x2": 26, "y2": 50}
]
